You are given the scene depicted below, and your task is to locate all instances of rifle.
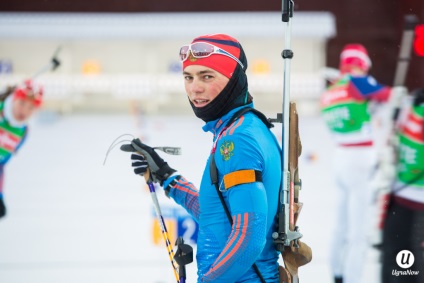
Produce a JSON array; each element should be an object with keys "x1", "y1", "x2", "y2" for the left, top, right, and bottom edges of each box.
[
  {"x1": 270, "y1": 0, "x2": 312, "y2": 282},
  {"x1": 370, "y1": 14, "x2": 418, "y2": 248},
  {"x1": 0, "y1": 46, "x2": 62, "y2": 101}
]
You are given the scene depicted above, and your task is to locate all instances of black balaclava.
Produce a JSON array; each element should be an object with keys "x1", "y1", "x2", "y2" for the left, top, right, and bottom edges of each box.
[{"x1": 184, "y1": 34, "x2": 252, "y2": 122}]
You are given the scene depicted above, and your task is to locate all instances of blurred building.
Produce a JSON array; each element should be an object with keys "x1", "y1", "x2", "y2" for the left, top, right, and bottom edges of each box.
[
  {"x1": 0, "y1": 11, "x2": 335, "y2": 115},
  {"x1": 0, "y1": 0, "x2": 423, "y2": 115}
]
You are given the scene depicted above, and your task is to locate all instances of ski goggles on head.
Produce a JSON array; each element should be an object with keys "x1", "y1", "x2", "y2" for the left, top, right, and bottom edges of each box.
[{"x1": 179, "y1": 42, "x2": 245, "y2": 69}]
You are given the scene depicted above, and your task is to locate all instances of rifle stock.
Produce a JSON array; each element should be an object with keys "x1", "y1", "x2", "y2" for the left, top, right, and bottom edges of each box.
[
  {"x1": 278, "y1": 102, "x2": 312, "y2": 283},
  {"x1": 289, "y1": 102, "x2": 302, "y2": 228}
]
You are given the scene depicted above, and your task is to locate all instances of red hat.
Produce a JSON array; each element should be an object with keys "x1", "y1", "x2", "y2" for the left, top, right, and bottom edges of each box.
[
  {"x1": 13, "y1": 79, "x2": 43, "y2": 107},
  {"x1": 339, "y1": 44, "x2": 372, "y2": 74},
  {"x1": 182, "y1": 34, "x2": 242, "y2": 78}
]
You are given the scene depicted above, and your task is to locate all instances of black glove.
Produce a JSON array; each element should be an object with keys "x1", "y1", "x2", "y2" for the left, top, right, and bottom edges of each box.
[
  {"x1": 131, "y1": 153, "x2": 149, "y2": 175},
  {"x1": 121, "y1": 139, "x2": 176, "y2": 185},
  {"x1": 0, "y1": 198, "x2": 6, "y2": 219}
]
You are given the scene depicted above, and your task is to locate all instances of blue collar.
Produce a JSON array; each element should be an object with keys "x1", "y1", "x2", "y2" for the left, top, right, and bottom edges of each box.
[{"x1": 202, "y1": 103, "x2": 254, "y2": 138}]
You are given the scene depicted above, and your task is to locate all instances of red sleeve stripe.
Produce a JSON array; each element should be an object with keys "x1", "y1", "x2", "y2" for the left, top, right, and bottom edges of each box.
[
  {"x1": 206, "y1": 212, "x2": 249, "y2": 274},
  {"x1": 223, "y1": 115, "x2": 245, "y2": 137},
  {"x1": 175, "y1": 184, "x2": 199, "y2": 196}
]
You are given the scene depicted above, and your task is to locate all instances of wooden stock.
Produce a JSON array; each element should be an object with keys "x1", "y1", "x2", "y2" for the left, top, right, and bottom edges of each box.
[
  {"x1": 280, "y1": 240, "x2": 313, "y2": 283},
  {"x1": 288, "y1": 102, "x2": 302, "y2": 229},
  {"x1": 280, "y1": 102, "x2": 312, "y2": 283}
]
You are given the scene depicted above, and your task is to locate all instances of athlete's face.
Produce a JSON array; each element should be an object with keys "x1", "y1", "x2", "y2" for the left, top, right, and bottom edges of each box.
[
  {"x1": 183, "y1": 65, "x2": 229, "y2": 108},
  {"x1": 12, "y1": 98, "x2": 37, "y2": 122},
  {"x1": 340, "y1": 64, "x2": 368, "y2": 76}
]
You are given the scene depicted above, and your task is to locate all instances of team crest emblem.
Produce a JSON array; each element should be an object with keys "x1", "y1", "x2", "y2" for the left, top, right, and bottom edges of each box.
[
  {"x1": 220, "y1": 140, "x2": 234, "y2": 161},
  {"x1": 188, "y1": 52, "x2": 198, "y2": 62}
]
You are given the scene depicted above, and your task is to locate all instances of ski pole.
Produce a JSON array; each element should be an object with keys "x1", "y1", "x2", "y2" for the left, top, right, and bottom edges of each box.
[
  {"x1": 0, "y1": 45, "x2": 62, "y2": 101},
  {"x1": 120, "y1": 140, "x2": 184, "y2": 282},
  {"x1": 30, "y1": 46, "x2": 62, "y2": 80},
  {"x1": 146, "y1": 176, "x2": 180, "y2": 283},
  {"x1": 174, "y1": 237, "x2": 194, "y2": 283}
]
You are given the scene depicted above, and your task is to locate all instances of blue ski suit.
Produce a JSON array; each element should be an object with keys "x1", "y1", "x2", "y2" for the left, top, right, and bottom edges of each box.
[{"x1": 163, "y1": 103, "x2": 282, "y2": 283}]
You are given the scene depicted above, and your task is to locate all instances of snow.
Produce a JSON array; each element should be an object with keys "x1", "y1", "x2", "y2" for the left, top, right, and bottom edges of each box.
[{"x1": 0, "y1": 111, "x2": 381, "y2": 282}]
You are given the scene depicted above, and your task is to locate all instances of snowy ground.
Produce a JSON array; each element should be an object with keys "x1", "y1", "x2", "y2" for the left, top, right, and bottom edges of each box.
[{"x1": 0, "y1": 111, "x2": 381, "y2": 283}]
